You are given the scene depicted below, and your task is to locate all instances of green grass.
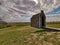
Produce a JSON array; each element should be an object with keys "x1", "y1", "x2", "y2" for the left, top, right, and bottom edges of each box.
[
  {"x1": 0, "y1": 23, "x2": 29, "y2": 29},
  {"x1": 0, "y1": 24, "x2": 60, "y2": 45},
  {"x1": 0, "y1": 22, "x2": 60, "y2": 29},
  {"x1": 0, "y1": 23, "x2": 60, "y2": 45},
  {"x1": 46, "y1": 23, "x2": 60, "y2": 28}
]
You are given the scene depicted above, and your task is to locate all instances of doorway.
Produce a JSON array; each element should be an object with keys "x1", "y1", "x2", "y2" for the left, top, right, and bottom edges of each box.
[{"x1": 41, "y1": 16, "x2": 45, "y2": 27}]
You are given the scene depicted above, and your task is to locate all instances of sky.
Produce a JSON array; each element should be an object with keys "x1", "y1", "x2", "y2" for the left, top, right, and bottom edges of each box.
[
  {"x1": 47, "y1": 6, "x2": 60, "y2": 14},
  {"x1": 0, "y1": 0, "x2": 60, "y2": 22}
]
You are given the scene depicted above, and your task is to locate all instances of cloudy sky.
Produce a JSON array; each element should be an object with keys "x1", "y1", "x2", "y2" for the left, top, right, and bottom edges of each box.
[{"x1": 0, "y1": 0, "x2": 60, "y2": 22}]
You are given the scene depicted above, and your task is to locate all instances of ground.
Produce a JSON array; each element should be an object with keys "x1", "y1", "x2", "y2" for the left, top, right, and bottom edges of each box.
[{"x1": 0, "y1": 24, "x2": 60, "y2": 45}]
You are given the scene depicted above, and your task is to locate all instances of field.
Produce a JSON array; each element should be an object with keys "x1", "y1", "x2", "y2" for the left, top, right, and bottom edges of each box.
[
  {"x1": 46, "y1": 22, "x2": 60, "y2": 28},
  {"x1": 0, "y1": 23, "x2": 60, "y2": 45}
]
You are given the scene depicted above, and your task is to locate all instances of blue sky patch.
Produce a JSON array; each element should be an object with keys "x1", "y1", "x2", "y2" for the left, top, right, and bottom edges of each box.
[{"x1": 47, "y1": 6, "x2": 60, "y2": 15}]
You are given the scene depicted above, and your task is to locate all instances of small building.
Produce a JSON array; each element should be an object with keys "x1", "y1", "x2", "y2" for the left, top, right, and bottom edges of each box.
[{"x1": 31, "y1": 10, "x2": 46, "y2": 28}]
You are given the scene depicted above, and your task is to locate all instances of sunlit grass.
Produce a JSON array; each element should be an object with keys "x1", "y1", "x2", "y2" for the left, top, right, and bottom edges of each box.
[
  {"x1": 0, "y1": 22, "x2": 60, "y2": 45},
  {"x1": 0, "y1": 25, "x2": 60, "y2": 45},
  {"x1": 46, "y1": 22, "x2": 60, "y2": 28}
]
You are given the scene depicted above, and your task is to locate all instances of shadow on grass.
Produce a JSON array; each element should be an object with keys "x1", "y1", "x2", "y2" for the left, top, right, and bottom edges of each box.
[{"x1": 34, "y1": 28, "x2": 60, "y2": 33}]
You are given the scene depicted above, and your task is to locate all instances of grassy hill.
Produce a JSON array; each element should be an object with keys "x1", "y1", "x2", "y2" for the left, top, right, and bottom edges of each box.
[{"x1": 0, "y1": 23, "x2": 60, "y2": 45}]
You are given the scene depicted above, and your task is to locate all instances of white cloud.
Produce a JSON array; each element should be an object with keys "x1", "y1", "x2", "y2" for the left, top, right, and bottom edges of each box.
[
  {"x1": 46, "y1": 14, "x2": 60, "y2": 22},
  {"x1": 38, "y1": 0, "x2": 60, "y2": 13},
  {"x1": 0, "y1": 0, "x2": 60, "y2": 22}
]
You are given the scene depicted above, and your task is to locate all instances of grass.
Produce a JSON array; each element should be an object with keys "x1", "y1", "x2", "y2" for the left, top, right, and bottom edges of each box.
[
  {"x1": 46, "y1": 22, "x2": 60, "y2": 28},
  {"x1": 0, "y1": 23, "x2": 29, "y2": 29},
  {"x1": 0, "y1": 22, "x2": 60, "y2": 29},
  {"x1": 0, "y1": 23, "x2": 60, "y2": 45}
]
